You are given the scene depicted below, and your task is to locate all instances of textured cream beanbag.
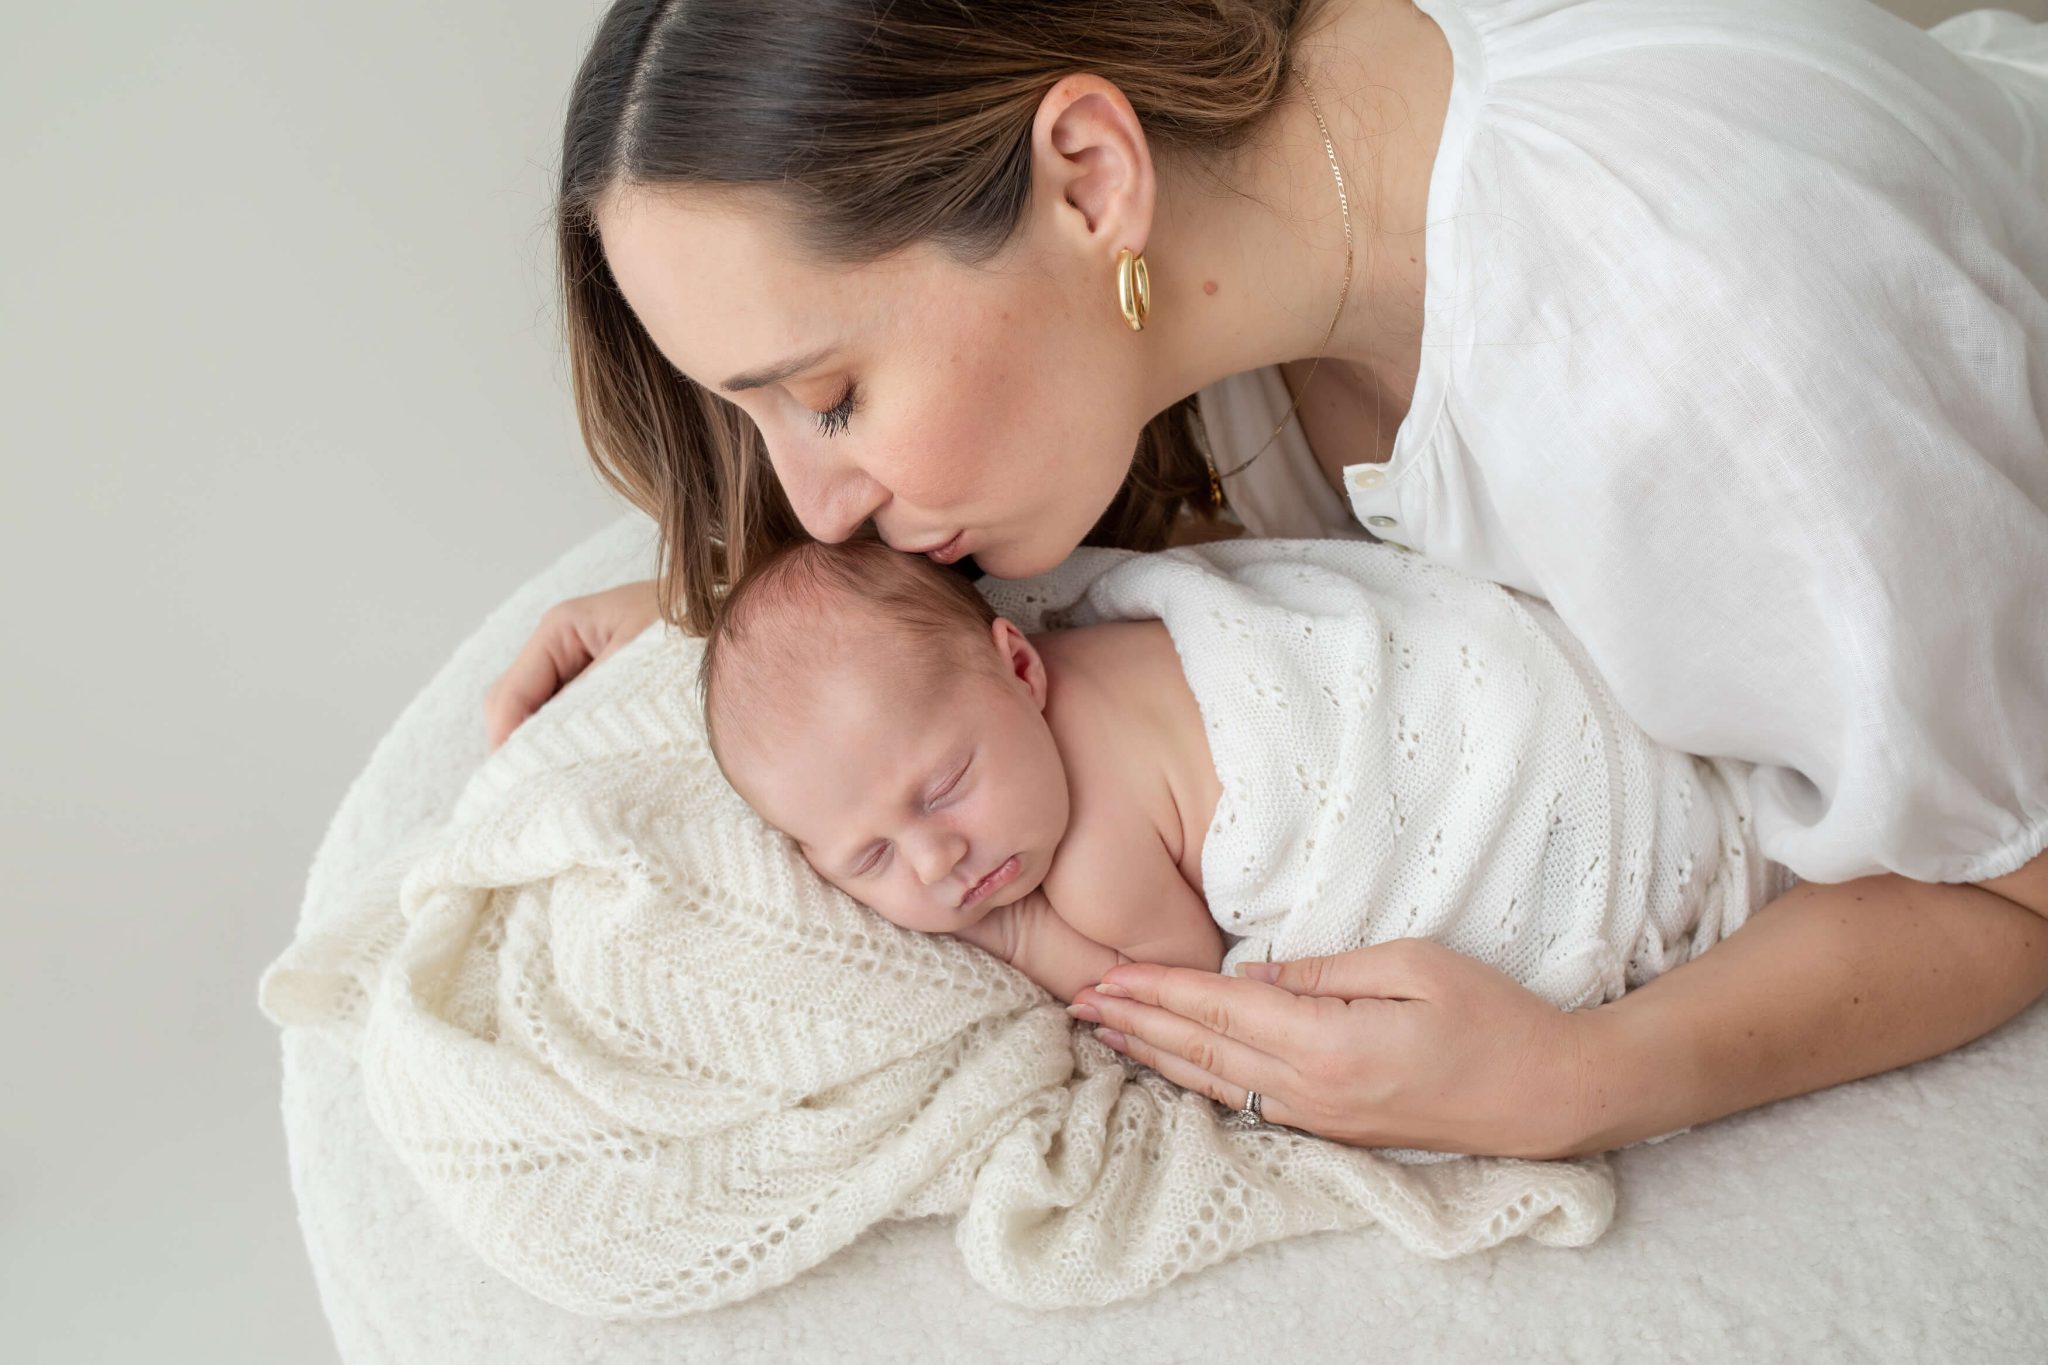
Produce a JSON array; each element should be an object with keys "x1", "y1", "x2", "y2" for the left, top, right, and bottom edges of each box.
[{"x1": 265, "y1": 515, "x2": 2048, "y2": 1362}]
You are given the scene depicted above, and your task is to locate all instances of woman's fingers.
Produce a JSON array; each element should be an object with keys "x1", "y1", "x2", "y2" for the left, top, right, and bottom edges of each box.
[
  {"x1": 482, "y1": 608, "x2": 596, "y2": 751},
  {"x1": 1080, "y1": 963, "x2": 1329, "y2": 1059},
  {"x1": 1067, "y1": 944, "x2": 1482, "y2": 1146},
  {"x1": 1121, "y1": 943, "x2": 1593, "y2": 1155},
  {"x1": 1084, "y1": 1019, "x2": 1310, "y2": 1133},
  {"x1": 481, "y1": 581, "x2": 662, "y2": 751},
  {"x1": 1231, "y1": 939, "x2": 1436, "y2": 1002},
  {"x1": 1066, "y1": 966, "x2": 1336, "y2": 1124}
]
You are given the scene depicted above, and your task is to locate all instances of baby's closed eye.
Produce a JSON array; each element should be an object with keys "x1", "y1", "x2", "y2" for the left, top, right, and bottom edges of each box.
[{"x1": 925, "y1": 757, "x2": 971, "y2": 811}]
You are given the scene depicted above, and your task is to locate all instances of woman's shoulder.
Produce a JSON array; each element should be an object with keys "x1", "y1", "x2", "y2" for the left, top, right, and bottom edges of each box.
[
  {"x1": 1439, "y1": 0, "x2": 2040, "y2": 189},
  {"x1": 1433, "y1": 0, "x2": 2039, "y2": 204},
  {"x1": 1354, "y1": 0, "x2": 2048, "y2": 484},
  {"x1": 1426, "y1": 0, "x2": 2048, "y2": 453}
]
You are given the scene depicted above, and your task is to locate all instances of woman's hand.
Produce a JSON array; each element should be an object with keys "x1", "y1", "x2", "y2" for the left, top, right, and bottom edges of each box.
[
  {"x1": 1066, "y1": 938, "x2": 1594, "y2": 1159},
  {"x1": 482, "y1": 579, "x2": 662, "y2": 750}
]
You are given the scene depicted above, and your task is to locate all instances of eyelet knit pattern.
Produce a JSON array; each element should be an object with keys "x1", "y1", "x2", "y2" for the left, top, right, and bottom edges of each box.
[
  {"x1": 262, "y1": 565, "x2": 1615, "y2": 1319},
  {"x1": 983, "y1": 541, "x2": 1789, "y2": 1017}
]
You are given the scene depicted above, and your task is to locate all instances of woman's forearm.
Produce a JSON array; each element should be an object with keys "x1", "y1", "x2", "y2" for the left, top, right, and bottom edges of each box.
[{"x1": 1555, "y1": 874, "x2": 2048, "y2": 1159}]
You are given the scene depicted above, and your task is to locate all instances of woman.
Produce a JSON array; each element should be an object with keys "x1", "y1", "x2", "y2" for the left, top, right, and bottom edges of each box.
[{"x1": 485, "y1": 0, "x2": 2048, "y2": 1159}]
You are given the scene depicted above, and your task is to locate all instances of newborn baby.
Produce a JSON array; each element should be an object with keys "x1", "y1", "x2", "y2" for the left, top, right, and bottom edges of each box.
[{"x1": 701, "y1": 537, "x2": 1787, "y2": 1008}]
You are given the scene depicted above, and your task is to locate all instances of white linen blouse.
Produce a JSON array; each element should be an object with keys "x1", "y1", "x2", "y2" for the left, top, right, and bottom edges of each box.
[{"x1": 1197, "y1": 0, "x2": 2048, "y2": 885}]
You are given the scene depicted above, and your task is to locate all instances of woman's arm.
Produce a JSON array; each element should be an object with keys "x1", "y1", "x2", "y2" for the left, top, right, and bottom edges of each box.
[
  {"x1": 1066, "y1": 849, "x2": 2048, "y2": 1158},
  {"x1": 1565, "y1": 865, "x2": 2048, "y2": 1158}
]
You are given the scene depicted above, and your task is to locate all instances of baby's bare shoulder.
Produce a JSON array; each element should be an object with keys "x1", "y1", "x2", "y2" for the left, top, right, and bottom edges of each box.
[
  {"x1": 1044, "y1": 801, "x2": 1197, "y2": 950},
  {"x1": 1037, "y1": 621, "x2": 1180, "y2": 761},
  {"x1": 1036, "y1": 620, "x2": 1210, "y2": 951}
]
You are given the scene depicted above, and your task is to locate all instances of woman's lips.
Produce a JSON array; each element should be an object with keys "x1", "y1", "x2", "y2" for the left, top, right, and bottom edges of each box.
[
  {"x1": 958, "y1": 854, "x2": 1021, "y2": 910},
  {"x1": 925, "y1": 531, "x2": 967, "y2": 565}
]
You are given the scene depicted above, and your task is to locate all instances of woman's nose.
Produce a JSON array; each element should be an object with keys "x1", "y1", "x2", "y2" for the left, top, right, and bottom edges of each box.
[
  {"x1": 769, "y1": 440, "x2": 888, "y2": 544},
  {"x1": 906, "y1": 827, "x2": 967, "y2": 887}
]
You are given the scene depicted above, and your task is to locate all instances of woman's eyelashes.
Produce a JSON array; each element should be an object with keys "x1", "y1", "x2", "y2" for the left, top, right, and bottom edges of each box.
[{"x1": 812, "y1": 380, "x2": 860, "y2": 437}]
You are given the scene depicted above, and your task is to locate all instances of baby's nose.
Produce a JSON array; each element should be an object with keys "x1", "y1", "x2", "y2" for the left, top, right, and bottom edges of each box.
[{"x1": 910, "y1": 830, "x2": 966, "y2": 885}]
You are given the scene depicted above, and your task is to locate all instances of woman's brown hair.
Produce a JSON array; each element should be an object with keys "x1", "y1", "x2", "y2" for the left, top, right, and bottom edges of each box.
[{"x1": 558, "y1": 0, "x2": 1324, "y2": 633}]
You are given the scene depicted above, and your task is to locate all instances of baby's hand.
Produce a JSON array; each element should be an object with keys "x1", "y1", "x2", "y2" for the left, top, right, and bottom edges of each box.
[
  {"x1": 952, "y1": 891, "x2": 1130, "y2": 1005},
  {"x1": 949, "y1": 891, "x2": 1039, "y2": 966}
]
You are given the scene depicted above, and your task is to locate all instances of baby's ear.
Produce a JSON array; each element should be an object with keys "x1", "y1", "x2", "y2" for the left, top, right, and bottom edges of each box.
[{"x1": 989, "y1": 618, "x2": 1049, "y2": 709}]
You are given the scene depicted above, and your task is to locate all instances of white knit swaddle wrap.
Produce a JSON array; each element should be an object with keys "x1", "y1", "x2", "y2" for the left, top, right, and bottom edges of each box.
[
  {"x1": 983, "y1": 541, "x2": 1789, "y2": 1013},
  {"x1": 260, "y1": 557, "x2": 1617, "y2": 1319}
]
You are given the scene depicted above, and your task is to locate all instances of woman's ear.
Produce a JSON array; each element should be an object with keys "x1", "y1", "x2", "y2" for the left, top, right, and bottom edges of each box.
[
  {"x1": 1027, "y1": 73, "x2": 1157, "y2": 262},
  {"x1": 990, "y1": 618, "x2": 1050, "y2": 710}
]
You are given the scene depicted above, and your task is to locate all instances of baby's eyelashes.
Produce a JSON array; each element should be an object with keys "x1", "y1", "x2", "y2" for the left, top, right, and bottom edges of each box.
[{"x1": 924, "y1": 758, "x2": 970, "y2": 811}]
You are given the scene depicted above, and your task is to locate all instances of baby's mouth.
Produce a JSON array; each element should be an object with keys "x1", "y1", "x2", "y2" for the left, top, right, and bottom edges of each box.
[{"x1": 958, "y1": 854, "x2": 1022, "y2": 910}]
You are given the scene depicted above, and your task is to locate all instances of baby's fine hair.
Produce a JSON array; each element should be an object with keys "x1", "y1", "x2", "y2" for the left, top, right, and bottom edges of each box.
[{"x1": 698, "y1": 538, "x2": 1000, "y2": 758}]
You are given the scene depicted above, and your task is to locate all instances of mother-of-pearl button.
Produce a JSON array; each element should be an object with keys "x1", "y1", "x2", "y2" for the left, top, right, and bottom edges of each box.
[
  {"x1": 1345, "y1": 466, "x2": 1387, "y2": 491},
  {"x1": 1366, "y1": 514, "x2": 1398, "y2": 528}
]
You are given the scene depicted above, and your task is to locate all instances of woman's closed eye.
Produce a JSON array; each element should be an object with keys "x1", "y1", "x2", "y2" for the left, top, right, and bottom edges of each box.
[{"x1": 812, "y1": 379, "x2": 860, "y2": 438}]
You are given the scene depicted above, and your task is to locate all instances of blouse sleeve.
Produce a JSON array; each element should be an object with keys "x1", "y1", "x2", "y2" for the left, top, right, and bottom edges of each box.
[{"x1": 1432, "y1": 9, "x2": 2048, "y2": 885}]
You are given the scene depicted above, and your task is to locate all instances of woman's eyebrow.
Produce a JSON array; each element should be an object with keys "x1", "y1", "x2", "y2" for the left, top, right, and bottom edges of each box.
[{"x1": 721, "y1": 345, "x2": 836, "y2": 393}]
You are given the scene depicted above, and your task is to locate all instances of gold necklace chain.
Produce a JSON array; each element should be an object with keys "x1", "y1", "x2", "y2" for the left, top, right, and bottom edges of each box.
[{"x1": 1206, "y1": 69, "x2": 1357, "y2": 508}]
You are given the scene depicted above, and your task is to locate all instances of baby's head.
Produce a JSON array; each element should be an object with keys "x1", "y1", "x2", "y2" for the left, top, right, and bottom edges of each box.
[{"x1": 700, "y1": 539, "x2": 1071, "y2": 934}]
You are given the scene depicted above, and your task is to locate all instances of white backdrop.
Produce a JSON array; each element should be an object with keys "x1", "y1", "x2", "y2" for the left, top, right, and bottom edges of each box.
[{"x1": 0, "y1": 1, "x2": 2033, "y2": 1361}]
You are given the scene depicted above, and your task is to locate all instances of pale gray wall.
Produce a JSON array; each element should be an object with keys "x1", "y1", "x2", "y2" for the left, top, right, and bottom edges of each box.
[
  {"x1": 0, "y1": 1, "x2": 2035, "y2": 1361},
  {"x1": 1, "y1": 3, "x2": 621, "y2": 1361}
]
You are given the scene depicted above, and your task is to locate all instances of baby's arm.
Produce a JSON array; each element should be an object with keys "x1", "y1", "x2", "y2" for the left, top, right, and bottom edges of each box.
[
  {"x1": 952, "y1": 890, "x2": 1131, "y2": 1005},
  {"x1": 951, "y1": 820, "x2": 1225, "y2": 1002},
  {"x1": 1051, "y1": 803, "x2": 1225, "y2": 978}
]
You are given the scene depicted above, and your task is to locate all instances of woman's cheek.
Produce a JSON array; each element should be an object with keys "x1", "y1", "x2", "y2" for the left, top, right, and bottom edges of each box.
[
  {"x1": 912, "y1": 343, "x2": 1044, "y2": 501},
  {"x1": 867, "y1": 412, "x2": 986, "y2": 511},
  {"x1": 918, "y1": 400, "x2": 1014, "y2": 510}
]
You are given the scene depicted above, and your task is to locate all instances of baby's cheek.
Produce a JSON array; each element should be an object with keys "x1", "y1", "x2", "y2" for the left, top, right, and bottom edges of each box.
[
  {"x1": 806, "y1": 860, "x2": 883, "y2": 919},
  {"x1": 1033, "y1": 717, "x2": 1073, "y2": 793}
]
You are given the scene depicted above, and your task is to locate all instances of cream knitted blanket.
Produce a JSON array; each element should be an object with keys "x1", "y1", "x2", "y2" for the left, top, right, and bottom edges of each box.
[{"x1": 260, "y1": 581, "x2": 1616, "y2": 1319}]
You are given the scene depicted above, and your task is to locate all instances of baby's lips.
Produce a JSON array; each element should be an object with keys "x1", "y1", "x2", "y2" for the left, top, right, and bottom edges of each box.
[{"x1": 958, "y1": 853, "x2": 1023, "y2": 909}]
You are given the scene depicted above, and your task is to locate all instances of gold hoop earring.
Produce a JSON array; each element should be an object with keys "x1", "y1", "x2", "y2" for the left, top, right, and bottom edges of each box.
[{"x1": 1115, "y1": 247, "x2": 1151, "y2": 332}]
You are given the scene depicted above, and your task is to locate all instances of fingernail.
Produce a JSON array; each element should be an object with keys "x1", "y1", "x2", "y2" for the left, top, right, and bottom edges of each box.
[
  {"x1": 1066, "y1": 1001, "x2": 1101, "y2": 1023},
  {"x1": 1095, "y1": 982, "x2": 1130, "y2": 998},
  {"x1": 1242, "y1": 963, "x2": 1278, "y2": 983},
  {"x1": 1094, "y1": 1027, "x2": 1126, "y2": 1048}
]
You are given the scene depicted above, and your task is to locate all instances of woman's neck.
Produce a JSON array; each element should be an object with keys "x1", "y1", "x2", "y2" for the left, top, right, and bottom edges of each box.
[{"x1": 1141, "y1": 0, "x2": 1451, "y2": 412}]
